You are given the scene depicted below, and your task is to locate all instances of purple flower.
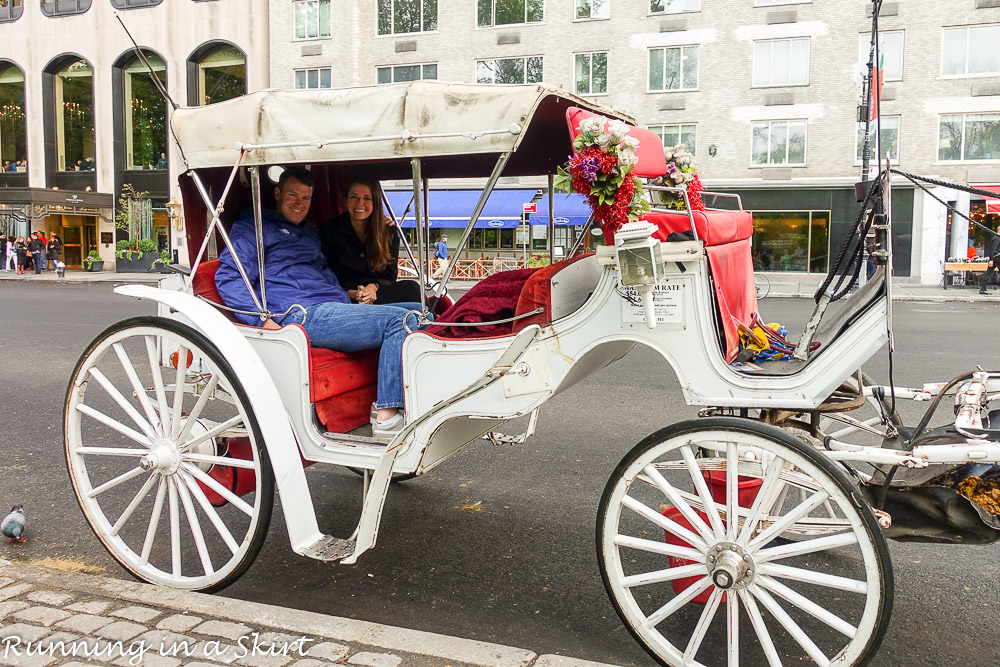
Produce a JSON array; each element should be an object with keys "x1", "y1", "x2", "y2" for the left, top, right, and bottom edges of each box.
[{"x1": 579, "y1": 156, "x2": 600, "y2": 181}]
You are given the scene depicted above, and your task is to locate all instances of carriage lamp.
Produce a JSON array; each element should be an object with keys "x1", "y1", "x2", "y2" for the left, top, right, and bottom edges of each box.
[
  {"x1": 166, "y1": 197, "x2": 184, "y2": 231},
  {"x1": 615, "y1": 220, "x2": 663, "y2": 329}
]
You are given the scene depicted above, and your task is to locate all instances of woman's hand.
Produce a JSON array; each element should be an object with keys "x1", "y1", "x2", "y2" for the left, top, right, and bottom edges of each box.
[{"x1": 357, "y1": 283, "x2": 379, "y2": 304}]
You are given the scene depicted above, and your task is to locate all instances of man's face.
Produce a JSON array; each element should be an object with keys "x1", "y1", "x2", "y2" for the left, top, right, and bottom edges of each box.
[{"x1": 275, "y1": 177, "x2": 313, "y2": 225}]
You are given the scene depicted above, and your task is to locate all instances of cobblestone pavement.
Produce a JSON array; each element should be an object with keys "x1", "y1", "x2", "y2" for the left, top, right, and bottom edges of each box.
[{"x1": 0, "y1": 562, "x2": 617, "y2": 667}]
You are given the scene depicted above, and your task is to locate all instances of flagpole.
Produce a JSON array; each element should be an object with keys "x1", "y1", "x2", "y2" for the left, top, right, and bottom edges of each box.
[{"x1": 860, "y1": 0, "x2": 882, "y2": 184}]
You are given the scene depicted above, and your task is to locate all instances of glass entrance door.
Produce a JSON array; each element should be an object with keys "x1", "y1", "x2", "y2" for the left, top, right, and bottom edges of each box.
[{"x1": 63, "y1": 224, "x2": 82, "y2": 267}]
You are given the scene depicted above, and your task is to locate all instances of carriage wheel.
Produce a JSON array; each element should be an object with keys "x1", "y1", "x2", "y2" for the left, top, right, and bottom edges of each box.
[
  {"x1": 65, "y1": 316, "x2": 274, "y2": 592},
  {"x1": 598, "y1": 417, "x2": 892, "y2": 667}
]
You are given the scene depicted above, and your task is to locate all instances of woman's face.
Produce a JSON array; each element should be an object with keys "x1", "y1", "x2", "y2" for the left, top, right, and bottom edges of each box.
[{"x1": 347, "y1": 183, "x2": 374, "y2": 223}]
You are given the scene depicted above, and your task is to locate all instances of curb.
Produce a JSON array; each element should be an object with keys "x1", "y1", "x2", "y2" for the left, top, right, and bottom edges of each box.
[{"x1": 0, "y1": 561, "x2": 620, "y2": 667}]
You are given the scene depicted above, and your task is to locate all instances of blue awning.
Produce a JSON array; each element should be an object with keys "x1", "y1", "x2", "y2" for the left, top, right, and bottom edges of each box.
[
  {"x1": 384, "y1": 189, "x2": 537, "y2": 228},
  {"x1": 527, "y1": 193, "x2": 592, "y2": 226}
]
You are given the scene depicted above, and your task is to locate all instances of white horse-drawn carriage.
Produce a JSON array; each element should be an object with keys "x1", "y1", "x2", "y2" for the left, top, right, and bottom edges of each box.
[{"x1": 65, "y1": 82, "x2": 1000, "y2": 666}]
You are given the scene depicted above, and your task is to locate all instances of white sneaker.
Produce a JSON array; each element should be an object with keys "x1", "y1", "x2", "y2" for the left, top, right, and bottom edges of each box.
[{"x1": 371, "y1": 412, "x2": 405, "y2": 441}]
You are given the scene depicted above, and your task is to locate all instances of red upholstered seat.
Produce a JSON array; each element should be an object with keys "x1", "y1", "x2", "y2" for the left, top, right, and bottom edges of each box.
[
  {"x1": 512, "y1": 252, "x2": 596, "y2": 332},
  {"x1": 643, "y1": 209, "x2": 753, "y2": 247},
  {"x1": 566, "y1": 107, "x2": 667, "y2": 178},
  {"x1": 192, "y1": 259, "x2": 378, "y2": 433}
]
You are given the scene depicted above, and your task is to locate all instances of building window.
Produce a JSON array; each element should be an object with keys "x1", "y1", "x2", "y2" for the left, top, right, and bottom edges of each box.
[
  {"x1": 856, "y1": 116, "x2": 899, "y2": 164},
  {"x1": 294, "y1": 0, "x2": 331, "y2": 40},
  {"x1": 0, "y1": 0, "x2": 23, "y2": 22},
  {"x1": 54, "y1": 59, "x2": 95, "y2": 171},
  {"x1": 0, "y1": 63, "x2": 27, "y2": 167},
  {"x1": 942, "y1": 24, "x2": 1000, "y2": 77},
  {"x1": 649, "y1": 0, "x2": 699, "y2": 14},
  {"x1": 477, "y1": 0, "x2": 543, "y2": 27},
  {"x1": 476, "y1": 57, "x2": 543, "y2": 84},
  {"x1": 857, "y1": 31, "x2": 903, "y2": 82},
  {"x1": 751, "y1": 210, "x2": 829, "y2": 273},
  {"x1": 377, "y1": 63, "x2": 437, "y2": 83},
  {"x1": 752, "y1": 38, "x2": 809, "y2": 87},
  {"x1": 649, "y1": 123, "x2": 696, "y2": 154},
  {"x1": 574, "y1": 52, "x2": 607, "y2": 95},
  {"x1": 378, "y1": 0, "x2": 437, "y2": 34},
  {"x1": 40, "y1": 0, "x2": 91, "y2": 15},
  {"x1": 939, "y1": 113, "x2": 1000, "y2": 161},
  {"x1": 751, "y1": 119, "x2": 806, "y2": 165},
  {"x1": 110, "y1": 0, "x2": 163, "y2": 8},
  {"x1": 648, "y1": 46, "x2": 698, "y2": 92},
  {"x1": 195, "y1": 45, "x2": 246, "y2": 106},
  {"x1": 575, "y1": 0, "x2": 608, "y2": 20},
  {"x1": 123, "y1": 54, "x2": 167, "y2": 170},
  {"x1": 295, "y1": 67, "x2": 332, "y2": 89}
]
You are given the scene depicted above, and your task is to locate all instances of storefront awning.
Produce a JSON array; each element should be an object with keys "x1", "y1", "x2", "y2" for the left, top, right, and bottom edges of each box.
[
  {"x1": 976, "y1": 185, "x2": 1000, "y2": 213},
  {"x1": 527, "y1": 192, "x2": 592, "y2": 226},
  {"x1": 384, "y1": 189, "x2": 537, "y2": 228}
]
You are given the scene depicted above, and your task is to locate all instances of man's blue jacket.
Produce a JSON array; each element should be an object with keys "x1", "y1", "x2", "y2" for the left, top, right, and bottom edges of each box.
[{"x1": 215, "y1": 210, "x2": 349, "y2": 326}]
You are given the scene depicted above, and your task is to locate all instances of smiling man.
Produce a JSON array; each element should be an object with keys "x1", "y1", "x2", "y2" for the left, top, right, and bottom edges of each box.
[{"x1": 215, "y1": 166, "x2": 418, "y2": 439}]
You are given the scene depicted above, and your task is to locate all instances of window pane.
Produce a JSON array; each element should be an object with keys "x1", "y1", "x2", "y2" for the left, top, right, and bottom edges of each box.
[
  {"x1": 495, "y1": 0, "x2": 521, "y2": 24},
  {"x1": 789, "y1": 39, "x2": 808, "y2": 84},
  {"x1": 592, "y1": 52, "x2": 607, "y2": 93},
  {"x1": 477, "y1": 0, "x2": 492, "y2": 26},
  {"x1": 199, "y1": 47, "x2": 246, "y2": 106},
  {"x1": 576, "y1": 0, "x2": 590, "y2": 19},
  {"x1": 0, "y1": 66, "x2": 26, "y2": 165},
  {"x1": 682, "y1": 46, "x2": 698, "y2": 89},
  {"x1": 881, "y1": 32, "x2": 903, "y2": 80},
  {"x1": 378, "y1": 0, "x2": 392, "y2": 34},
  {"x1": 752, "y1": 122, "x2": 769, "y2": 164},
  {"x1": 307, "y1": 69, "x2": 319, "y2": 88},
  {"x1": 787, "y1": 121, "x2": 806, "y2": 164},
  {"x1": 377, "y1": 67, "x2": 392, "y2": 84},
  {"x1": 751, "y1": 211, "x2": 810, "y2": 272},
  {"x1": 574, "y1": 54, "x2": 590, "y2": 94},
  {"x1": 664, "y1": 125, "x2": 680, "y2": 146},
  {"x1": 319, "y1": 0, "x2": 331, "y2": 37},
  {"x1": 680, "y1": 124, "x2": 696, "y2": 153},
  {"x1": 772, "y1": 40, "x2": 789, "y2": 84},
  {"x1": 591, "y1": 0, "x2": 609, "y2": 17},
  {"x1": 295, "y1": 3, "x2": 307, "y2": 39},
  {"x1": 942, "y1": 28, "x2": 967, "y2": 75},
  {"x1": 495, "y1": 58, "x2": 521, "y2": 84},
  {"x1": 809, "y1": 212, "x2": 829, "y2": 273},
  {"x1": 649, "y1": 49, "x2": 664, "y2": 90},
  {"x1": 320, "y1": 68, "x2": 331, "y2": 88},
  {"x1": 296, "y1": 70, "x2": 307, "y2": 88},
  {"x1": 752, "y1": 42, "x2": 770, "y2": 86},
  {"x1": 968, "y1": 25, "x2": 1000, "y2": 74},
  {"x1": 476, "y1": 60, "x2": 494, "y2": 84},
  {"x1": 57, "y1": 60, "x2": 95, "y2": 172},
  {"x1": 939, "y1": 115, "x2": 963, "y2": 160},
  {"x1": 500, "y1": 229, "x2": 514, "y2": 248},
  {"x1": 422, "y1": 64, "x2": 438, "y2": 79},
  {"x1": 307, "y1": 1, "x2": 318, "y2": 38},
  {"x1": 125, "y1": 57, "x2": 167, "y2": 171},
  {"x1": 650, "y1": 0, "x2": 665, "y2": 12},
  {"x1": 395, "y1": 0, "x2": 420, "y2": 33},
  {"x1": 663, "y1": 47, "x2": 680, "y2": 90},
  {"x1": 965, "y1": 114, "x2": 1000, "y2": 160},
  {"x1": 526, "y1": 0, "x2": 543, "y2": 22},
  {"x1": 857, "y1": 117, "x2": 899, "y2": 162},
  {"x1": 423, "y1": 0, "x2": 437, "y2": 31},
  {"x1": 484, "y1": 228, "x2": 498, "y2": 247},
  {"x1": 394, "y1": 64, "x2": 421, "y2": 82},
  {"x1": 526, "y1": 56, "x2": 543, "y2": 83}
]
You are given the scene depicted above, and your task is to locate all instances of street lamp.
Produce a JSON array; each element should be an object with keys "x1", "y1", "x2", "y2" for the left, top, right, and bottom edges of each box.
[{"x1": 165, "y1": 197, "x2": 184, "y2": 231}]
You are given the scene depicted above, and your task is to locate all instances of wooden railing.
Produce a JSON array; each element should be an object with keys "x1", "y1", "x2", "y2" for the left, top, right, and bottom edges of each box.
[{"x1": 399, "y1": 257, "x2": 526, "y2": 280}]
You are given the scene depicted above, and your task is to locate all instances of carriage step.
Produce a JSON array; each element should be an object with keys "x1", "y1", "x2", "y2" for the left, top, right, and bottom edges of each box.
[
  {"x1": 321, "y1": 431, "x2": 388, "y2": 449},
  {"x1": 301, "y1": 535, "x2": 356, "y2": 562}
]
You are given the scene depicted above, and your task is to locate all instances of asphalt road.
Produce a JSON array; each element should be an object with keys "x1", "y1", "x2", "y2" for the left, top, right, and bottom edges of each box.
[{"x1": 1, "y1": 281, "x2": 999, "y2": 666}]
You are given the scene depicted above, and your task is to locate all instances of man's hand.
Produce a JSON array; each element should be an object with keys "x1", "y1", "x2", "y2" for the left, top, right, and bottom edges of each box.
[{"x1": 261, "y1": 318, "x2": 281, "y2": 330}]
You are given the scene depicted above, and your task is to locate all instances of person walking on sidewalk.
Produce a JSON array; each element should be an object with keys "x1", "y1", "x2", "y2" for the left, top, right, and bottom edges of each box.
[
  {"x1": 3, "y1": 236, "x2": 13, "y2": 271},
  {"x1": 27, "y1": 232, "x2": 45, "y2": 275},
  {"x1": 13, "y1": 236, "x2": 27, "y2": 274},
  {"x1": 980, "y1": 230, "x2": 1000, "y2": 295},
  {"x1": 431, "y1": 234, "x2": 448, "y2": 279},
  {"x1": 46, "y1": 232, "x2": 62, "y2": 271}
]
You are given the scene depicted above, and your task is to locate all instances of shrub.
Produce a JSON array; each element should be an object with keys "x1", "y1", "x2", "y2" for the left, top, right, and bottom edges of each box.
[
  {"x1": 82, "y1": 250, "x2": 102, "y2": 269},
  {"x1": 137, "y1": 238, "x2": 157, "y2": 253}
]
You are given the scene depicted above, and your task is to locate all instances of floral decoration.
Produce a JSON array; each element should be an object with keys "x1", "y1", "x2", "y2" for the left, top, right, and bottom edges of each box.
[
  {"x1": 649, "y1": 144, "x2": 705, "y2": 212},
  {"x1": 946, "y1": 256, "x2": 990, "y2": 263},
  {"x1": 555, "y1": 116, "x2": 650, "y2": 240}
]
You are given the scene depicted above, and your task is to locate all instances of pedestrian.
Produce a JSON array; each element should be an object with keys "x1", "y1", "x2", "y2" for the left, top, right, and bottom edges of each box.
[
  {"x1": 27, "y1": 232, "x2": 45, "y2": 275},
  {"x1": 431, "y1": 234, "x2": 448, "y2": 279},
  {"x1": 4, "y1": 236, "x2": 16, "y2": 271},
  {"x1": 980, "y1": 230, "x2": 1000, "y2": 295},
  {"x1": 46, "y1": 232, "x2": 62, "y2": 271},
  {"x1": 13, "y1": 236, "x2": 27, "y2": 275}
]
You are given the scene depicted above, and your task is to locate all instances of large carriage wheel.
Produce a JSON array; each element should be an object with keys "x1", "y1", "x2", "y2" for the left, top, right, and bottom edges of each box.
[
  {"x1": 598, "y1": 417, "x2": 892, "y2": 667},
  {"x1": 65, "y1": 316, "x2": 274, "y2": 592}
]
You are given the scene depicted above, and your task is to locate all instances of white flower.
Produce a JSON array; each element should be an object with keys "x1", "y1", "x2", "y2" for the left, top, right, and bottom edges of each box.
[
  {"x1": 579, "y1": 116, "x2": 605, "y2": 136},
  {"x1": 596, "y1": 132, "x2": 613, "y2": 148},
  {"x1": 622, "y1": 135, "x2": 640, "y2": 152},
  {"x1": 671, "y1": 171, "x2": 685, "y2": 184},
  {"x1": 607, "y1": 119, "x2": 629, "y2": 143},
  {"x1": 619, "y1": 152, "x2": 639, "y2": 168}
]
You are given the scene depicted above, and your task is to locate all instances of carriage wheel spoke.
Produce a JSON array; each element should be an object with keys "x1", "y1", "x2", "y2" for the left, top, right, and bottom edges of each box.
[
  {"x1": 175, "y1": 374, "x2": 220, "y2": 446},
  {"x1": 621, "y1": 563, "x2": 705, "y2": 588},
  {"x1": 168, "y1": 479, "x2": 181, "y2": 577},
  {"x1": 179, "y1": 415, "x2": 244, "y2": 454},
  {"x1": 737, "y1": 454, "x2": 786, "y2": 544},
  {"x1": 822, "y1": 499, "x2": 838, "y2": 519},
  {"x1": 680, "y1": 445, "x2": 726, "y2": 540},
  {"x1": 140, "y1": 478, "x2": 167, "y2": 565},
  {"x1": 756, "y1": 532, "x2": 859, "y2": 563},
  {"x1": 88, "y1": 368, "x2": 158, "y2": 441},
  {"x1": 113, "y1": 342, "x2": 162, "y2": 437},
  {"x1": 757, "y1": 574, "x2": 857, "y2": 638},
  {"x1": 169, "y1": 345, "x2": 188, "y2": 440},
  {"x1": 645, "y1": 577, "x2": 712, "y2": 628},
  {"x1": 751, "y1": 584, "x2": 831, "y2": 667},
  {"x1": 75, "y1": 446, "x2": 149, "y2": 457},
  {"x1": 740, "y1": 589, "x2": 783, "y2": 667},
  {"x1": 758, "y1": 562, "x2": 868, "y2": 594},
  {"x1": 621, "y1": 496, "x2": 708, "y2": 552},
  {"x1": 748, "y1": 489, "x2": 831, "y2": 550},
  {"x1": 77, "y1": 403, "x2": 152, "y2": 449},
  {"x1": 87, "y1": 466, "x2": 146, "y2": 498},
  {"x1": 145, "y1": 335, "x2": 170, "y2": 432},
  {"x1": 684, "y1": 587, "x2": 723, "y2": 662},
  {"x1": 110, "y1": 473, "x2": 158, "y2": 536},
  {"x1": 182, "y1": 453, "x2": 256, "y2": 470},
  {"x1": 175, "y1": 472, "x2": 215, "y2": 575},
  {"x1": 643, "y1": 464, "x2": 714, "y2": 544},
  {"x1": 727, "y1": 589, "x2": 739, "y2": 667},
  {"x1": 613, "y1": 535, "x2": 703, "y2": 562},
  {"x1": 179, "y1": 472, "x2": 240, "y2": 555},
  {"x1": 181, "y1": 463, "x2": 254, "y2": 516},
  {"x1": 726, "y1": 442, "x2": 739, "y2": 541}
]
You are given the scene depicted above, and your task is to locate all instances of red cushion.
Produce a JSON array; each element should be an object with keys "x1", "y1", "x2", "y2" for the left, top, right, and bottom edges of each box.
[
  {"x1": 512, "y1": 253, "x2": 596, "y2": 332},
  {"x1": 643, "y1": 209, "x2": 753, "y2": 247},
  {"x1": 705, "y1": 238, "x2": 759, "y2": 362},
  {"x1": 314, "y1": 384, "x2": 378, "y2": 434},
  {"x1": 193, "y1": 259, "x2": 238, "y2": 322},
  {"x1": 566, "y1": 107, "x2": 667, "y2": 179}
]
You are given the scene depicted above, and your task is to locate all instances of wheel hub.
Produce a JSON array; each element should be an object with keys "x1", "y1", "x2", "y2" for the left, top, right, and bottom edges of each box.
[
  {"x1": 706, "y1": 542, "x2": 755, "y2": 590},
  {"x1": 141, "y1": 438, "x2": 181, "y2": 475}
]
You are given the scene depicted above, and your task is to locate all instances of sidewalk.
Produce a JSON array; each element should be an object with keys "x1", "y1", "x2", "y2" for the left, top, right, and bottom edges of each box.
[{"x1": 0, "y1": 560, "x2": 618, "y2": 667}]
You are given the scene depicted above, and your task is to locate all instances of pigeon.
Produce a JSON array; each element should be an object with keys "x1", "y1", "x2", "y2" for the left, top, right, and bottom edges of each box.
[{"x1": 1, "y1": 505, "x2": 26, "y2": 544}]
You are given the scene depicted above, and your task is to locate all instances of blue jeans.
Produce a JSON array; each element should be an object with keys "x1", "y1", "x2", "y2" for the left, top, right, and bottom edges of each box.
[
  {"x1": 284, "y1": 302, "x2": 424, "y2": 410},
  {"x1": 31, "y1": 251, "x2": 43, "y2": 274}
]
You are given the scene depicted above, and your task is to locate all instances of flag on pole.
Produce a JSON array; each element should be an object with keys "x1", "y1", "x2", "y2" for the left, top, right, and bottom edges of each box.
[{"x1": 869, "y1": 53, "x2": 884, "y2": 123}]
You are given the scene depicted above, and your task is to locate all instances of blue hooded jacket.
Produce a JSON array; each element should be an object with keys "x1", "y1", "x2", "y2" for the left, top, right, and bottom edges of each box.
[{"x1": 215, "y1": 209, "x2": 349, "y2": 326}]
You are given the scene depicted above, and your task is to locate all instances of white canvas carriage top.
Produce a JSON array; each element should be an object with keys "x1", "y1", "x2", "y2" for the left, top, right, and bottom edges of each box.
[{"x1": 170, "y1": 81, "x2": 635, "y2": 171}]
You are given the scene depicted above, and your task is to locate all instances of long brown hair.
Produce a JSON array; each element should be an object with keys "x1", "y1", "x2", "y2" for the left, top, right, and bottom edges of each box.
[{"x1": 347, "y1": 175, "x2": 392, "y2": 273}]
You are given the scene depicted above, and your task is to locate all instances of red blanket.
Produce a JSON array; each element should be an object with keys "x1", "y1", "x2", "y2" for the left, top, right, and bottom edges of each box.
[{"x1": 426, "y1": 268, "x2": 539, "y2": 339}]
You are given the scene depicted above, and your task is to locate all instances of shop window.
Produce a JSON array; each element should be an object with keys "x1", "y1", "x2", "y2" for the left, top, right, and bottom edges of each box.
[
  {"x1": 649, "y1": 0, "x2": 699, "y2": 14},
  {"x1": 294, "y1": 0, "x2": 330, "y2": 40},
  {"x1": 856, "y1": 116, "x2": 899, "y2": 164},
  {"x1": 0, "y1": 63, "x2": 27, "y2": 168},
  {"x1": 750, "y1": 210, "x2": 829, "y2": 273},
  {"x1": 649, "y1": 123, "x2": 696, "y2": 154},
  {"x1": 648, "y1": 46, "x2": 698, "y2": 92},
  {"x1": 295, "y1": 67, "x2": 332, "y2": 89},
  {"x1": 477, "y1": 0, "x2": 542, "y2": 27},
  {"x1": 752, "y1": 38, "x2": 809, "y2": 87},
  {"x1": 942, "y1": 24, "x2": 1000, "y2": 77},
  {"x1": 110, "y1": 0, "x2": 162, "y2": 8},
  {"x1": 193, "y1": 45, "x2": 246, "y2": 106},
  {"x1": 575, "y1": 0, "x2": 608, "y2": 20},
  {"x1": 751, "y1": 119, "x2": 806, "y2": 166},
  {"x1": 939, "y1": 113, "x2": 1000, "y2": 161},
  {"x1": 378, "y1": 0, "x2": 437, "y2": 35},
  {"x1": 476, "y1": 56, "x2": 542, "y2": 84},
  {"x1": 54, "y1": 59, "x2": 95, "y2": 172},
  {"x1": 377, "y1": 63, "x2": 437, "y2": 84},
  {"x1": 123, "y1": 54, "x2": 167, "y2": 170},
  {"x1": 574, "y1": 52, "x2": 607, "y2": 95},
  {"x1": 40, "y1": 0, "x2": 91, "y2": 16},
  {"x1": 858, "y1": 31, "x2": 903, "y2": 82},
  {"x1": 0, "y1": 0, "x2": 23, "y2": 22}
]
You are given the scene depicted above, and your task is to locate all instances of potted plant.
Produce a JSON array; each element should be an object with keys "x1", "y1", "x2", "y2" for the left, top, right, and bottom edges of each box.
[
  {"x1": 153, "y1": 250, "x2": 173, "y2": 274},
  {"x1": 114, "y1": 185, "x2": 160, "y2": 272},
  {"x1": 82, "y1": 250, "x2": 104, "y2": 272}
]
